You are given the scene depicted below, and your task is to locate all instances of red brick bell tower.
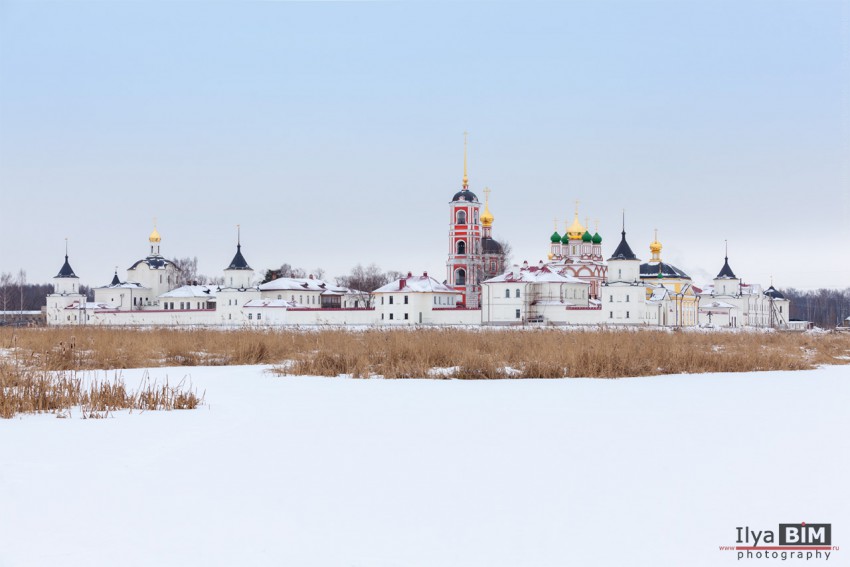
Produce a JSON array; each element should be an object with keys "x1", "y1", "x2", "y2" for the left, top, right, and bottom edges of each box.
[{"x1": 446, "y1": 133, "x2": 483, "y2": 307}]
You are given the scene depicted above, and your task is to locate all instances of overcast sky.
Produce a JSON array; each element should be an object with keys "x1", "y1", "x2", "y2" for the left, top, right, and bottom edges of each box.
[{"x1": 1, "y1": 0, "x2": 847, "y2": 290}]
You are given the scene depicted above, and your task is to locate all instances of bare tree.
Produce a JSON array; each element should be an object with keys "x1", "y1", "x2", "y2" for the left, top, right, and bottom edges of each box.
[
  {"x1": 173, "y1": 257, "x2": 198, "y2": 285},
  {"x1": 18, "y1": 269, "x2": 26, "y2": 319},
  {"x1": 0, "y1": 272, "x2": 13, "y2": 322},
  {"x1": 260, "y1": 263, "x2": 308, "y2": 284},
  {"x1": 495, "y1": 238, "x2": 513, "y2": 268},
  {"x1": 336, "y1": 264, "x2": 397, "y2": 308}
]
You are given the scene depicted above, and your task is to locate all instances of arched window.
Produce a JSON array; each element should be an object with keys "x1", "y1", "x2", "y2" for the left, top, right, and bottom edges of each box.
[
  {"x1": 473, "y1": 210, "x2": 479, "y2": 224},
  {"x1": 505, "y1": 289, "x2": 510, "y2": 298},
  {"x1": 457, "y1": 241, "x2": 466, "y2": 255},
  {"x1": 456, "y1": 210, "x2": 467, "y2": 225},
  {"x1": 515, "y1": 289, "x2": 521, "y2": 298},
  {"x1": 456, "y1": 269, "x2": 466, "y2": 286}
]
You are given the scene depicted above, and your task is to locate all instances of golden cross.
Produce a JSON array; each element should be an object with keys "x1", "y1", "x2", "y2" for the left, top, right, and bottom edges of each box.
[
  {"x1": 483, "y1": 187, "x2": 491, "y2": 202},
  {"x1": 574, "y1": 200, "x2": 580, "y2": 216},
  {"x1": 553, "y1": 217, "x2": 558, "y2": 231}
]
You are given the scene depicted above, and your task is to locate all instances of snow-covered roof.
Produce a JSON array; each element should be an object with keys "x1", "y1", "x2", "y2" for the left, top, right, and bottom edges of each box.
[
  {"x1": 373, "y1": 273, "x2": 456, "y2": 294},
  {"x1": 244, "y1": 298, "x2": 296, "y2": 308},
  {"x1": 259, "y1": 277, "x2": 346, "y2": 293},
  {"x1": 63, "y1": 301, "x2": 113, "y2": 311},
  {"x1": 97, "y1": 281, "x2": 146, "y2": 290},
  {"x1": 484, "y1": 264, "x2": 584, "y2": 285},
  {"x1": 128, "y1": 255, "x2": 177, "y2": 271},
  {"x1": 159, "y1": 285, "x2": 218, "y2": 299},
  {"x1": 700, "y1": 300, "x2": 735, "y2": 310}
]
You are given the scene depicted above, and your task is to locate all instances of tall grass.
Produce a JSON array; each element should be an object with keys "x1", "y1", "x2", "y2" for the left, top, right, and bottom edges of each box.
[
  {"x1": 0, "y1": 337, "x2": 203, "y2": 419},
  {"x1": 2, "y1": 327, "x2": 848, "y2": 383}
]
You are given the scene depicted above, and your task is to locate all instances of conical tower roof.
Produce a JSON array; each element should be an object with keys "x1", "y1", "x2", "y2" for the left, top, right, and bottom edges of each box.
[
  {"x1": 608, "y1": 230, "x2": 638, "y2": 261},
  {"x1": 56, "y1": 255, "x2": 77, "y2": 278}
]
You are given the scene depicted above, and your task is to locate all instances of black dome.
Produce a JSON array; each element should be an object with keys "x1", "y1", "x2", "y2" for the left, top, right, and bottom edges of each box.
[
  {"x1": 482, "y1": 238, "x2": 503, "y2": 254},
  {"x1": 764, "y1": 286, "x2": 785, "y2": 299},
  {"x1": 640, "y1": 262, "x2": 690, "y2": 279},
  {"x1": 452, "y1": 189, "x2": 478, "y2": 202}
]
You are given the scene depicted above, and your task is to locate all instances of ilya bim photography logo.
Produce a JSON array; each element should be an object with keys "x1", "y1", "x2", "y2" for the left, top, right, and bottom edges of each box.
[{"x1": 719, "y1": 523, "x2": 838, "y2": 561}]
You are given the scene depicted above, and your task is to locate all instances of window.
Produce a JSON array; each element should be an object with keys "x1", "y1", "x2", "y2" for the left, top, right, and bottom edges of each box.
[
  {"x1": 456, "y1": 269, "x2": 466, "y2": 286},
  {"x1": 626, "y1": 295, "x2": 630, "y2": 302},
  {"x1": 277, "y1": 295, "x2": 282, "y2": 300},
  {"x1": 456, "y1": 210, "x2": 467, "y2": 224},
  {"x1": 404, "y1": 296, "x2": 408, "y2": 304},
  {"x1": 389, "y1": 313, "x2": 394, "y2": 320},
  {"x1": 457, "y1": 241, "x2": 466, "y2": 255},
  {"x1": 626, "y1": 311, "x2": 630, "y2": 319},
  {"x1": 609, "y1": 295, "x2": 613, "y2": 302},
  {"x1": 515, "y1": 289, "x2": 520, "y2": 298},
  {"x1": 609, "y1": 311, "x2": 613, "y2": 319},
  {"x1": 257, "y1": 313, "x2": 261, "y2": 320},
  {"x1": 404, "y1": 313, "x2": 409, "y2": 320},
  {"x1": 228, "y1": 313, "x2": 232, "y2": 320},
  {"x1": 389, "y1": 296, "x2": 394, "y2": 305},
  {"x1": 381, "y1": 313, "x2": 384, "y2": 320},
  {"x1": 473, "y1": 210, "x2": 479, "y2": 224},
  {"x1": 505, "y1": 289, "x2": 510, "y2": 298},
  {"x1": 515, "y1": 309, "x2": 521, "y2": 319},
  {"x1": 618, "y1": 269, "x2": 622, "y2": 279},
  {"x1": 381, "y1": 297, "x2": 384, "y2": 305},
  {"x1": 248, "y1": 313, "x2": 253, "y2": 320}
]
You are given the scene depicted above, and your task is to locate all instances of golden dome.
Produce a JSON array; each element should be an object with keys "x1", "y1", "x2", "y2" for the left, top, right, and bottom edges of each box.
[
  {"x1": 649, "y1": 230, "x2": 662, "y2": 261},
  {"x1": 149, "y1": 227, "x2": 161, "y2": 243},
  {"x1": 566, "y1": 213, "x2": 585, "y2": 240},
  {"x1": 481, "y1": 187, "x2": 494, "y2": 227},
  {"x1": 481, "y1": 203, "x2": 494, "y2": 227}
]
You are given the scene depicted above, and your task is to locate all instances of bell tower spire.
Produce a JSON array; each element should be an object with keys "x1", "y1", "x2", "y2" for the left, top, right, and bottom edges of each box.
[{"x1": 462, "y1": 131, "x2": 469, "y2": 189}]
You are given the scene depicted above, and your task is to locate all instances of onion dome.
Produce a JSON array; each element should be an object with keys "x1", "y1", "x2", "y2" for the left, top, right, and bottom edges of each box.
[
  {"x1": 149, "y1": 227, "x2": 161, "y2": 243},
  {"x1": 566, "y1": 213, "x2": 585, "y2": 240},
  {"x1": 592, "y1": 232, "x2": 602, "y2": 244},
  {"x1": 550, "y1": 231, "x2": 562, "y2": 243},
  {"x1": 481, "y1": 190, "x2": 495, "y2": 227},
  {"x1": 581, "y1": 230, "x2": 592, "y2": 242},
  {"x1": 649, "y1": 239, "x2": 662, "y2": 255},
  {"x1": 451, "y1": 189, "x2": 478, "y2": 202}
]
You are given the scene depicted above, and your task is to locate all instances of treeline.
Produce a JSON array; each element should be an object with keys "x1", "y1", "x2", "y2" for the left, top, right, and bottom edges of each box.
[{"x1": 781, "y1": 288, "x2": 850, "y2": 328}]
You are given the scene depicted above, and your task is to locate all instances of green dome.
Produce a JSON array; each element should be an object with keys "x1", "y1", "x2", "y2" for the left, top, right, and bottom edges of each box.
[
  {"x1": 550, "y1": 231, "x2": 562, "y2": 243},
  {"x1": 592, "y1": 232, "x2": 602, "y2": 244},
  {"x1": 561, "y1": 234, "x2": 570, "y2": 244},
  {"x1": 581, "y1": 230, "x2": 592, "y2": 242}
]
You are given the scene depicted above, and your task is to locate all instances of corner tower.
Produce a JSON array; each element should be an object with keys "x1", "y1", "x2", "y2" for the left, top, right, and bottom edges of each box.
[
  {"x1": 446, "y1": 133, "x2": 483, "y2": 307},
  {"x1": 223, "y1": 225, "x2": 254, "y2": 289}
]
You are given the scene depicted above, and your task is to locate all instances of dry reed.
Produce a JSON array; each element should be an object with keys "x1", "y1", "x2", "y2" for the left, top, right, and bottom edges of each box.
[
  {"x1": 1, "y1": 327, "x2": 848, "y2": 385},
  {"x1": 0, "y1": 346, "x2": 204, "y2": 419}
]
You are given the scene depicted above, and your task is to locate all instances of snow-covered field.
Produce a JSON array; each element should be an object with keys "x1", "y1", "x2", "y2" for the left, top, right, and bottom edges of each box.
[{"x1": 1, "y1": 365, "x2": 848, "y2": 566}]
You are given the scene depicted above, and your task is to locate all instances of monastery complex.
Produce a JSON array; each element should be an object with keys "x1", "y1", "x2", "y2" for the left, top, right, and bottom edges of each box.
[{"x1": 47, "y1": 142, "x2": 797, "y2": 330}]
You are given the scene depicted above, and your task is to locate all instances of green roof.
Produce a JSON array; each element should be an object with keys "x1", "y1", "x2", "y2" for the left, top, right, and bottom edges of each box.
[
  {"x1": 550, "y1": 231, "x2": 562, "y2": 243},
  {"x1": 581, "y1": 230, "x2": 592, "y2": 242},
  {"x1": 592, "y1": 232, "x2": 602, "y2": 244}
]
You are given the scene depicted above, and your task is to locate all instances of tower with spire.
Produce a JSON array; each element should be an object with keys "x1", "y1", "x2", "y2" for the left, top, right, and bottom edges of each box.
[
  {"x1": 47, "y1": 240, "x2": 85, "y2": 325},
  {"x1": 446, "y1": 133, "x2": 484, "y2": 307},
  {"x1": 712, "y1": 241, "x2": 741, "y2": 296},
  {"x1": 223, "y1": 225, "x2": 255, "y2": 289}
]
